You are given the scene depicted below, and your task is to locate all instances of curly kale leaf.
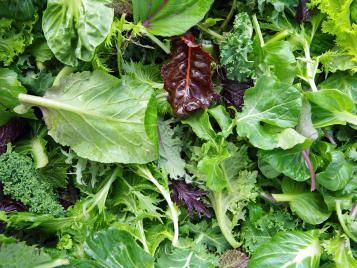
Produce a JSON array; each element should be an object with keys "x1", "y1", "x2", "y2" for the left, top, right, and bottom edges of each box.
[
  {"x1": 0, "y1": 152, "x2": 64, "y2": 216},
  {"x1": 220, "y1": 12, "x2": 255, "y2": 82}
]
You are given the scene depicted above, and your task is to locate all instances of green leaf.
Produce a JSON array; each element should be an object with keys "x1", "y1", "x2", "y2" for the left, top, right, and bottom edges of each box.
[
  {"x1": 220, "y1": 12, "x2": 255, "y2": 81},
  {"x1": 0, "y1": 242, "x2": 68, "y2": 268},
  {"x1": 258, "y1": 147, "x2": 314, "y2": 182},
  {"x1": 42, "y1": 0, "x2": 114, "y2": 66},
  {"x1": 83, "y1": 229, "x2": 154, "y2": 268},
  {"x1": 315, "y1": 144, "x2": 353, "y2": 191},
  {"x1": 156, "y1": 239, "x2": 218, "y2": 268},
  {"x1": 273, "y1": 178, "x2": 331, "y2": 225},
  {"x1": 197, "y1": 140, "x2": 231, "y2": 192},
  {"x1": 208, "y1": 105, "x2": 234, "y2": 138},
  {"x1": 236, "y1": 76, "x2": 305, "y2": 150},
  {"x1": 323, "y1": 234, "x2": 357, "y2": 268},
  {"x1": 319, "y1": 72, "x2": 357, "y2": 106},
  {"x1": 0, "y1": 0, "x2": 36, "y2": 20},
  {"x1": 133, "y1": 0, "x2": 214, "y2": 36},
  {"x1": 0, "y1": 68, "x2": 33, "y2": 125},
  {"x1": 306, "y1": 89, "x2": 357, "y2": 127},
  {"x1": 158, "y1": 119, "x2": 186, "y2": 179},
  {"x1": 210, "y1": 170, "x2": 258, "y2": 248},
  {"x1": 248, "y1": 230, "x2": 322, "y2": 268},
  {"x1": 182, "y1": 110, "x2": 216, "y2": 142},
  {"x1": 18, "y1": 71, "x2": 158, "y2": 164}
]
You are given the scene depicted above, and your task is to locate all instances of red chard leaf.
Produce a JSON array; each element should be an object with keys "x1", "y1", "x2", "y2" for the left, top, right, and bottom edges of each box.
[{"x1": 161, "y1": 33, "x2": 217, "y2": 118}]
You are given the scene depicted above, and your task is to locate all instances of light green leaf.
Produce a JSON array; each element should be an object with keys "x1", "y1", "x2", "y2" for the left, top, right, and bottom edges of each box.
[
  {"x1": 306, "y1": 89, "x2": 357, "y2": 127},
  {"x1": 132, "y1": 0, "x2": 214, "y2": 36},
  {"x1": 18, "y1": 71, "x2": 158, "y2": 164},
  {"x1": 323, "y1": 234, "x2": 357, "y2": 268},
  {"x1": 182, "y1": 110, "x2": 216, "y2": 142},
  {"x1": 273, "y1": 178, "x2": 331, "y2": 225},
  {"x1": 42, "y1": 0, "x2": 114, "y2": 66},
  {"x1": 316, "y1": 148, "x2": 353, "y2": 191},
  {"x1": 158, "y1": 119, "x2": 186, "y2": 179},
  {"x1": 258, "y1": 146, "x2": 316, "y2": 182},
  {"x1": 248, "y1": 230, "x2": 322, "y2": 268},
  {"x1": 208, "y1": 105, "x2": 234, "y2": 138},
  {"x1": 156, "y1": 239, "x2": 218, "y2": 268},
  {"x1": 319, "y1": 72, "x2": 357, "y2": 106},
  {"x1": 236, "y1": 76, "x2": 305, "y2": 150},
  {"x1": 0, "y1": 68, "x2": 33, "y2": 125},
  {"x1": 83, "y1": 229, "x2": 154, "y2": 268}
]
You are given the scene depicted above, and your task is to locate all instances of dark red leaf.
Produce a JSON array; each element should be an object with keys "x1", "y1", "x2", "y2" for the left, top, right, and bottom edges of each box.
[
  {"x1": 296, "y1": 0, "x2": 314, "y2": 23},
  {"x1": 218, "y1": 67, "x2": 253, "y2": 112},
  {"x1": 0, "y1": 118, "x2": 27, "y2": 154},
  {"x1": 170, "y1": 180, "x2": 211, "y2": 218},
  {"x1": 220, "y1": 250, "x2": 249, "y2": 268},
  {"x1": 161, "y1": 33, "x2": 217, "y2": 118}
]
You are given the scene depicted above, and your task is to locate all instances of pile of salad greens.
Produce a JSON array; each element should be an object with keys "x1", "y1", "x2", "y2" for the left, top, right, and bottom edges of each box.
[{"x1": 0, "y1": 0, "x2": 356, "y2": 267}]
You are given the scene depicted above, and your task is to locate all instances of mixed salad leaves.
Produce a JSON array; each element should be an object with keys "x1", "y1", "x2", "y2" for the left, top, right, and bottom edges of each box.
[{"x1": 0, "y1": 0, "x2": 356, "y2": 267}]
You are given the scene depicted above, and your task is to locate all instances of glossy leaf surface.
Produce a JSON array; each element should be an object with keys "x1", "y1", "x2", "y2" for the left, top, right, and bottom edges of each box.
[{"x1": 162, "y1": 33, "x2": 217, "y2": 117}]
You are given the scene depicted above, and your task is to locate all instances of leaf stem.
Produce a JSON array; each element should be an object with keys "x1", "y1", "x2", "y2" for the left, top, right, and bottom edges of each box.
[
  {"x1": 53, "y1": 66, "x2": 75, "y2": 87},
  {"x1": 220, "y1": 0, "x2": 237, "y2": 32},
  {"x1": 302, "y1": 39, "x2": 318, "y2": 92},
  {"x1": 142, "y1": 30, "x2": 170, "y2": 54},
  {"x1": 265, "y1": 30, "x2": 290, "y2": 46},
  {"x1": 252, "y1": 14, "x2": 264, "y2": 47},
  {"x1": 301, "y1": 149, "x2": 316, "y2": 191},
  {"x1": 136, "y1": 166, "x2": 179, "y2": 246},
  {"x1": 197, "y1": 24, "x2": 224, "y2": 41},
  {"x1": 336, "y1": 200, "x2": 357, "y2": 242}
]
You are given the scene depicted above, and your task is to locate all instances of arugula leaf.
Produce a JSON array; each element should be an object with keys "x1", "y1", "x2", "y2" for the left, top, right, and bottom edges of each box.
[
  {"x1": 236, "y1": 76, "x2": 305, "y2": 150},
  {"x1": 306, "y1": 89, "x2": 357, "y2": 127},
  {"x1": 132, "y1": 0, "x2": 214, "y2": 36},
  {"x1": 42, "y1": 0, "x2": 114, "y2": 66},
  {"x1": 248, "y1": 230, "x2": 322, "y2": 268},
  {"x1": 18, "y1": 71, "x2": 158, "y2": 164},
  {"x1": 273, "y1": 178, "x2": 331, "y2": 224}
]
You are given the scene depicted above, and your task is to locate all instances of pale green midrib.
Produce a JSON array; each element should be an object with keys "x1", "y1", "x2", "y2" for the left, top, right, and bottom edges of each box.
[
  {"x1": 335, "y1": 111, "x2": 357, "y2": 125},
  {"x1": 18, "y1": 93, "x2": 142, "y2": 124}
]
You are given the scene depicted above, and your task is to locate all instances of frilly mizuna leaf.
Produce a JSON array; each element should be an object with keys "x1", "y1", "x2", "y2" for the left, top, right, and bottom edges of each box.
[
  {"x1": 18, "y1": 71, "x2": 158, "y2": 164},
  {"x1": 42, "y1": 0, "x2": 114, "y2": 66},
  {"x1": 132, "y1": 0, "x2": 214, "y2": 37},
  {"x1": 236, "y1": 76, "x2": 305, "y2": 150},
  {"x1": 161, "y1": 33, "x2": 217, "y2": 118}
]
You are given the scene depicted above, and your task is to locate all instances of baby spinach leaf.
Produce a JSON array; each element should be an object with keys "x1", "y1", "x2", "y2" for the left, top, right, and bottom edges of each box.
[
  {"x1": 83, "y1": 229, "x2": 154, "y2": 268},
  {"x1": 236, "y1": 76, "x2": 305, "y2": 150},
  {"x1": 133, "y1": 0, "x2": 214, "y2": 36},
  {"x1": 273, "y1": 178, "x2": 331, "y2": 225},
  {"x1": 248, "y1": 230, "x2": 322, "y2": 268},
  {"x1": 18, "y1": 71, "x2": 158, "y2": 164},
  {"x1": 42, "y1": 0, "x2": 114, "y2": 66},
  {"x1": 306, "y1": 89, "x2": 357, "y2": 127}
]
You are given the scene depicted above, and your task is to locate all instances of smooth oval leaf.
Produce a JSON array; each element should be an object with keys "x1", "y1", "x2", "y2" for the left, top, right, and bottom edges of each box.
[
  {"x1": 236, "y1": 76, "x2": 305, "y2": 150},
  {"x1": 18, "y1": 71, "x2": 158, "y2": 164},
  {"x1": 42, "y1": 0, "x2": 114, "y2": 66},
  {"x1": 83, "y1": 229, "x2": 154, "y2": 268},
  {"x1": 248, "y1": 230, "x2": 322, "y2": 268},
  {"x1": 133, "y1": 0, "x2": 214, "y2": 36}
]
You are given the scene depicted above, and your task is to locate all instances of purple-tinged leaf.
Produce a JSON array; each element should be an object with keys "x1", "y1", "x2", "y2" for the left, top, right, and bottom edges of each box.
[
  {"x1": 301, "y1": 149, "x2": 316, "y2": 191},
  {"x1": 162, "y1": 33, "x2": 218, "y2": 118},
  {"x1": 296, "y1": 0, "x2": 313, "y2": 23},
  {"x1": 219, "y1": 250, "x2": 249, "y2": 268},
  {"x1": 170, "y1": 180, "x2": 211, "y2": 218},
  {"x1": 218, "y1": 68, "x2": 253, "y2": 112},
  {"x1": 0, "y1": 118, "x2": 26, "y2": 154}
]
